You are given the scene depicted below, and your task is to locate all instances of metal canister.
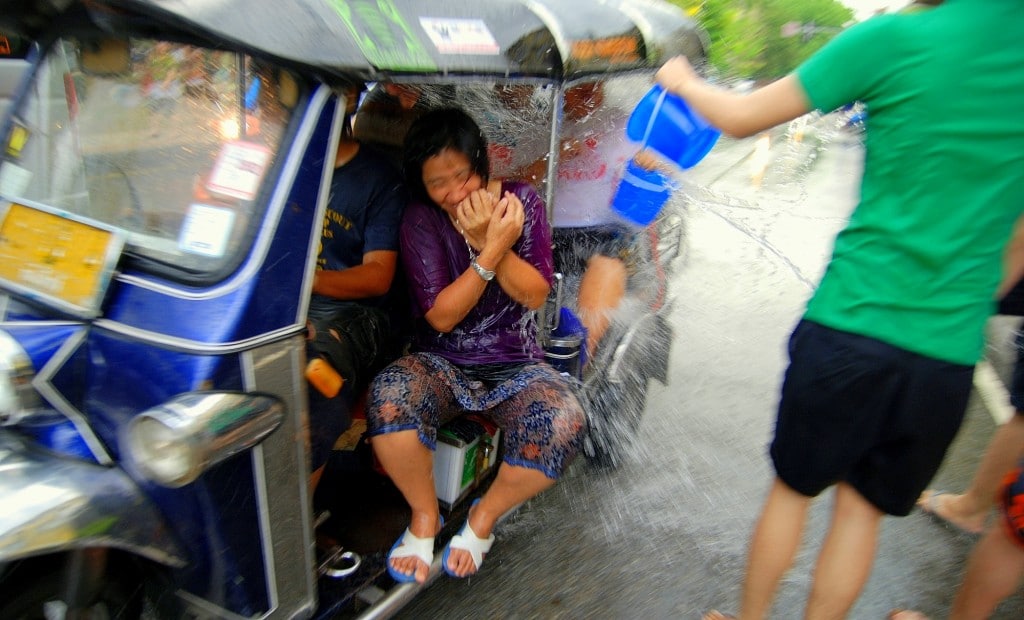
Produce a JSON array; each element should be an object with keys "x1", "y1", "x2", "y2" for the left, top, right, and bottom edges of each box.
[{"x1": 543, "y1": 332, "x2": 583, "y2": 379}]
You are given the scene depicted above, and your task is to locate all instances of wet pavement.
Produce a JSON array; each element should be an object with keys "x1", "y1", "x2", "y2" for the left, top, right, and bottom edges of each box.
[{"x1": 390, "y1": 114, "x2": 1024, "y2": 619}]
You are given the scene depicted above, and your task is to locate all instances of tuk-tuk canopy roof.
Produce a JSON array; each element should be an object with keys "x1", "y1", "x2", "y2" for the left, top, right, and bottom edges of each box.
[{"x1": 0, "y1": 0, "x2": 707, "y2": 82}]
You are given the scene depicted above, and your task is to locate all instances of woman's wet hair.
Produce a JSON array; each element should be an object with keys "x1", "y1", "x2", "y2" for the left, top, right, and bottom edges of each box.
[{"x1": 403, "y1": 107, "x2": 490, "y2": 205}]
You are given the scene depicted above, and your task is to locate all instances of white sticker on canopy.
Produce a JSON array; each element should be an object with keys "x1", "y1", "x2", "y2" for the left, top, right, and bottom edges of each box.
[
  {"x1": 206, "y1": 140, "x2": 272, "y2": 201},
  {"x1": 420, "y1": 18, "x2": 500, "y2": 55},
  {"x1": 179, "y1": 203, "x2": 235, "y2": 257}
]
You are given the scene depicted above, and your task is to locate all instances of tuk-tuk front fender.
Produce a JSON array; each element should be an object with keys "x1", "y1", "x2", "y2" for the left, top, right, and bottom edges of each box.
[{"x1": 0, "y1": 432, "x2": 186, "y2": 567}]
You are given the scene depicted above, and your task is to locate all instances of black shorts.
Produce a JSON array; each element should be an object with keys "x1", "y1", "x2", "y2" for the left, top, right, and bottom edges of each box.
[
  {"x1": 771, "y1": 320, "x2": 974, "y2": 516},
  {"x1": 998, "y1": 277, "x2": 1024, "y2": 316},
  {"x1": 552, "y1": 225, "x2": 639, "y2": 276},
  {"x1": 309, "y1": 304, "x2": 400, "y2": 392},
  {"x1": 307, "y1": 304, "x2": 403, "y2": 471},
  {"x1": 1011, "y1": 327, "x2": 1024, "y2": 411},
  {"x1": 998, "y1": 280, "x2": 1024, "y2": 411}
]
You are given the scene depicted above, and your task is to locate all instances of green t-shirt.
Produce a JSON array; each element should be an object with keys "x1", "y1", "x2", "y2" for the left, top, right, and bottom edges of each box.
[{"x1": 796, "y1": 0, "x2": 1024, "y2": 365}]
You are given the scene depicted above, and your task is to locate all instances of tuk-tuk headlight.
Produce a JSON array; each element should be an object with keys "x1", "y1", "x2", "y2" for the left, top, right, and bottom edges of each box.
[
  {"x1": 0, "y1": 330, "x2": 40, "y2": 424},
  {"x1": 126, "y1": 415, "x2": 200, "y2": 486},
  {"x1": 124, "y1": 392, "x2": 284, "y2": 487}
]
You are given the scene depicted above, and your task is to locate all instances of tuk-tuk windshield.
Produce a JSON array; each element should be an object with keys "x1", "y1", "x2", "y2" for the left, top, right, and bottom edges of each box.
[{"x1": 0, "y1": 36, "x2": 296, "y2": 276}]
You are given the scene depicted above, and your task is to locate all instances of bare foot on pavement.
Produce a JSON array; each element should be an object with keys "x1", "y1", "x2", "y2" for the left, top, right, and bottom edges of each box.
[{"x1": 916, "y1": 489, "x2": 986, "y2": 535}]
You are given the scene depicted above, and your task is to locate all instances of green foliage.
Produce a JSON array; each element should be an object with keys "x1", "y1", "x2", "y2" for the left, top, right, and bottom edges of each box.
[{"x1": 668, "y1": 0, "x2": 854, "y2": 81}]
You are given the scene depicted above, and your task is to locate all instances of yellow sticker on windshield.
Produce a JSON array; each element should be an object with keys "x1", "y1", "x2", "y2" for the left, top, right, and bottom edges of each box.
[{"x1": 0, "y1": 203, "x2": 123, "y2": 316}]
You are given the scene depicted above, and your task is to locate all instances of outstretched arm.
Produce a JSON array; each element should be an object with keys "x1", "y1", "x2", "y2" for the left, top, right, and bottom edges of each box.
[{"x1": 656, "y1": 56, "x2": 812, "y2": 139}]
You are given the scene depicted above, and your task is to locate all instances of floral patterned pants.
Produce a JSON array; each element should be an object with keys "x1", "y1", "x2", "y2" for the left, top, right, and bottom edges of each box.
[{"x1": 366, "y1": 353, "x2": 585, "y2": 479}]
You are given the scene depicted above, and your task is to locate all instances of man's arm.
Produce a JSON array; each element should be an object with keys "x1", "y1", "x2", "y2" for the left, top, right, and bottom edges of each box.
[
  {"x1": 312, "y1": 250, "x2": 398, "y2": 299},
  {"x1": 656, "y1": 56, "x2": 812, "y2": 139}
]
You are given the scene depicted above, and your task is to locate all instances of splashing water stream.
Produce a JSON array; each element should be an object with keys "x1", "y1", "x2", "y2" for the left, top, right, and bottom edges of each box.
[{"x1": 397, "y1": 94, "x2": 1023, "y2": 618}]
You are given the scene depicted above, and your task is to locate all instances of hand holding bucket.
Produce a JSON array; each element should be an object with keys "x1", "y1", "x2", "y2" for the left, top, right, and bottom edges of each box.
[
  {"x1": 626, "y1": 84, "x2": 721, "y2": 169},
  {"x1": 610, "y1": 85, "x2": 720, "y2": 226}
]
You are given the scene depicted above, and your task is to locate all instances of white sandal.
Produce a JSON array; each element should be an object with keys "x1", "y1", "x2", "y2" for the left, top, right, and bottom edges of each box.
[
  {"x1": 442, "y1": 520, "x2": 494, "y2": 577},
  {"x1": 387, "y1": 528, "x2": 434, "y2": 583}
]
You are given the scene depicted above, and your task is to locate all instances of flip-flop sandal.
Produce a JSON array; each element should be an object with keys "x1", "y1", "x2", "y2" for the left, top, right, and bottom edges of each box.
[
  {"x1": 387, "y1": 520, "x2": 441, "y2": 584},
  {"x1": 442, "y1": 519, "x2": 494, "y2": 578},
  {"x1": 917, "y1": 490, "x2": 984, "y2": 535}
]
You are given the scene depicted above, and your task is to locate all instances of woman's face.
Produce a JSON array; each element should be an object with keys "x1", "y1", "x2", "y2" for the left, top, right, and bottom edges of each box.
[{"x1": 421, "y1": 148, "x2": 483, "y2": 214}]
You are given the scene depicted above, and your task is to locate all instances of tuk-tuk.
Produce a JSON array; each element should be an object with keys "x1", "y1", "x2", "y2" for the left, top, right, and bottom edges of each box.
[{"x1": 0, "y1": 1, "x2": 706, "y2": 617}]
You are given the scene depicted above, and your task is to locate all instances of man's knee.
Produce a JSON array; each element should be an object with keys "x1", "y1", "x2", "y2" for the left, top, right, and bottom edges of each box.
[{"x1": 311, "y1": 328, "x2": 359, "y2": 386}]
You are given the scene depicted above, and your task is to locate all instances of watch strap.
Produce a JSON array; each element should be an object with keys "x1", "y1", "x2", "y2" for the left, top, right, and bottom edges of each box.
[{"x1": 470, "y1": 257, "x2": 495, "y2": 281}]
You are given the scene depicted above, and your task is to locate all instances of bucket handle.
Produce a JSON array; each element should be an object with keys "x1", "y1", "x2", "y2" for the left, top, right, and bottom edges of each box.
[
  {"x1": 639, "y1": 86, "x2": 669, "y2": 149},
  {"x1": 624, "y1": 168, "x2": 675, "y2": 192}
]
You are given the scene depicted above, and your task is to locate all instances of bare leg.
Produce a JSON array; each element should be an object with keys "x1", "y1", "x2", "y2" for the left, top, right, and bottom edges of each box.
[
  {"x1": 805, "y1": 482, "x2": 884, "y2": 620},
  {"x1": 949, "y1": 523, "x2": 1024, "y2": 620},
  {"x1": 577, "y1": 255, "x2": 627, "y2": 356},
  {"x1": 734, "y1": 478, "x2": 811, "y2": 620},
  {"x1": 918, "y1": 414, "x2": 1024, "y2": 534},
  {"x1": 371, "y1": 430, "x2": 441, "y2": 583},
  {"x1": 444, "y1": 463, "x2": 556, "y2": 576}
]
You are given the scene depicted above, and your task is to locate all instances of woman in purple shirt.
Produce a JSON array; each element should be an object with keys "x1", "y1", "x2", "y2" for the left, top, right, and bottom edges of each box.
[{"x1": 365, "y1": 108, "x2": 585, "y2": 584}]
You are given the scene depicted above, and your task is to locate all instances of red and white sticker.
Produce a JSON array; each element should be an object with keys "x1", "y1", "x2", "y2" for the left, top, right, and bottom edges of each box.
[{"x1": 206, "y1": 140, "x2": 272, "y2": 201}]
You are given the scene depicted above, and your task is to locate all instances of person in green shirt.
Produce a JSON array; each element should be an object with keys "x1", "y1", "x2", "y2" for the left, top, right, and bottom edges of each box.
[{"x1": 655, "y1": 1, "x2": 1024, "y2": 618}]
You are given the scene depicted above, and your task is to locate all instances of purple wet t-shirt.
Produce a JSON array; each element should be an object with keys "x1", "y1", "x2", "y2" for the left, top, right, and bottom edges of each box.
[{"x1": 400, "y1": 180, "x2": 554, "y2": 365}]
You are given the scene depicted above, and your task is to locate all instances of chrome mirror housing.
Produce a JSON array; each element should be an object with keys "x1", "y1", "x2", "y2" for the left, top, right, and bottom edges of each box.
[{"x1": 124, "y1": 392, "x2": 285, "y2": 487}]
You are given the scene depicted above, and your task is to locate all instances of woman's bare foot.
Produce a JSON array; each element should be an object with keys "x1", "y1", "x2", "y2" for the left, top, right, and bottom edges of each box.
[
  {"x1": 444, "y1": 502, "x2": 495, "y2": 577},
  {"x1": 388, "y1": 514, "x2": 442, "y2": 583},
  {"x1": 916, "y1": 489, "x2": 986, "y2": 535}
]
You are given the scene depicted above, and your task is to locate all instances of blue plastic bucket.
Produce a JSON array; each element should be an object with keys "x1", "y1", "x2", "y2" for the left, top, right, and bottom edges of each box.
[
  {"x1": 627, "y1": 84, "x2": 721, "y2": 169},
  {"x1": 610, "y1": 160, "x2": 676, "y2": 226}
]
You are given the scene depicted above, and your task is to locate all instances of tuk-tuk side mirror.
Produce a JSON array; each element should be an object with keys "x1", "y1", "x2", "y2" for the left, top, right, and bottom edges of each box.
[{"x1": 80, "y1": 37, "x2": 130, "y2": 75}]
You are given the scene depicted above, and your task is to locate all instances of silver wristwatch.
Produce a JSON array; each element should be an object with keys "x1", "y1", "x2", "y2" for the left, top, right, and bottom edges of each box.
[{"x1": 470, "y1": 257, "x2": 495, "y2": 281}]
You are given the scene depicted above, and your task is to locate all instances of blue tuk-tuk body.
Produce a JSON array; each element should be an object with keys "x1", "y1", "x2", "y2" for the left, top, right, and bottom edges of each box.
[{"x1": 0, "y1": 1, "x2": 706, "y2": 616}]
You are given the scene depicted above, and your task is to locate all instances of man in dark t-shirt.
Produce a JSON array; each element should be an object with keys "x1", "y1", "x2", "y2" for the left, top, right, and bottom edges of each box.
[{"x1": 306, "y1": 88, "x2": 407, "y2": 477}]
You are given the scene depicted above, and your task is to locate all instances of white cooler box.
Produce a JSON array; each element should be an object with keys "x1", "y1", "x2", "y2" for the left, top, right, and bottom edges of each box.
[{"x1": 433, "y1": 415, "x2": 501, "y2": 509}]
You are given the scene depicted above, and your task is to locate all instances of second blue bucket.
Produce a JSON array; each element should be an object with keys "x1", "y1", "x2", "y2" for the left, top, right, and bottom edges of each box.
[
  {"x1": 610, "y1": 160, "x2": 676, "y2": 227},
  {"x1": 627, "y1": 84, "x2": 721, "y2": 169}
]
